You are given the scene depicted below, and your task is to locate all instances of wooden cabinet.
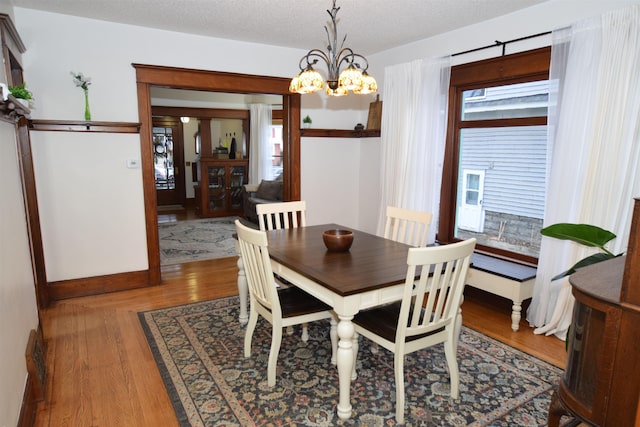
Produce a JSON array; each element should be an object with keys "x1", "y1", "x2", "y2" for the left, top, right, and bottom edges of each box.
[
  {"x1": 194, "y1": 159, "x2": 248, "y2": 217},
  {"x1": 548, "y1": 198, "x2": 640, "y2": 426}
]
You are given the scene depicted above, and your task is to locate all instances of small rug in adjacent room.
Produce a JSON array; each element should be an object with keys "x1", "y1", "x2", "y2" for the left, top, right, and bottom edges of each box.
[
  {"x1": 158, "y1": 217, "x2": 239, "y2": 265},
  {"x1": 139, "y1": 296, "x2": 567, "y2": 426}
]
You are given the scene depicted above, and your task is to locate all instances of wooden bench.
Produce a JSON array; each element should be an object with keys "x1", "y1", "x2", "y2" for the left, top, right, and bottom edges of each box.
[{"x1": 466, "y1": 253, "x2": 536, "y2": 332}]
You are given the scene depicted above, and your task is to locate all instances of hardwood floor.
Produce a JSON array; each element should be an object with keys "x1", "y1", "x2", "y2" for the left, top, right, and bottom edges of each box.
[{"x1": 33, "y1": 219, "x2": 567, "y2": 426}]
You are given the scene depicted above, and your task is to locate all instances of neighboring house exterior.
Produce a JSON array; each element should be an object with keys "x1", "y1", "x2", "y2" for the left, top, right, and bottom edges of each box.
[{"x1": 457, "y1": 81, "x2": 549, "y2": 256}]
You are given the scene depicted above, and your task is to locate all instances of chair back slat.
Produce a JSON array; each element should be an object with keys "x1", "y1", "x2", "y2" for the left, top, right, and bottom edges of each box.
[
  {"x1": 257, "y1": 201, "x2": 307, "y2": 231},
  {"x1": 235, "y1": 220, "x2": 282, "y2": 317},
  {"x1": 397, "y1": 239, "x2": 476, "y2": 342},
  {"x1": 384, "y1": 206, "x2": 432, "y2": 247}
]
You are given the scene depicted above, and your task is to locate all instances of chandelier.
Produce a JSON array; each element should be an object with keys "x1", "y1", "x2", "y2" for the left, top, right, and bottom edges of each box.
[{"x1": 289, "y1": 0, "x2": 377, "y2": 97}]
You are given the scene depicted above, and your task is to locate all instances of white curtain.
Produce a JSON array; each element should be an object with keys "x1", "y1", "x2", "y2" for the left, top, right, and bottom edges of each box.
[
  {"x1": 376, "y1": 57, "x2": 451, "y2": 242},
  {"x1": 527, "y1": 5, "x2": 640, "y2": 339},
  {"x1": 249, "y1": 103, "x2": 273, "y2": 184}
]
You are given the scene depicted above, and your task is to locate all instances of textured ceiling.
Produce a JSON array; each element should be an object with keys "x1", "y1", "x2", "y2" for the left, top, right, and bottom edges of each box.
[{"x1": 10, "y1": 0, "x2": 548, "y2": 55}]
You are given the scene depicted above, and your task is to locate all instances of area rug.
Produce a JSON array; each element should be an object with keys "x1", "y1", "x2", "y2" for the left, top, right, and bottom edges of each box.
[
  {"x1": 139, "y1": 296, "x2": 566, "y2": 426},
  {"x1": 158, "y1": 217, "x2": 240, "y2": 265}
]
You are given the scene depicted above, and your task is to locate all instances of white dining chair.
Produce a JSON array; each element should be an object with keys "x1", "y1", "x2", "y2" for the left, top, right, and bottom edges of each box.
[
  {"x1": 369, "y1": 205, "x2": 434, "y2": 355},
  {"x1": 235, "y1": 220, "x2": 337, "y2": 387},
  {"x1": 256, "y1": 200, "x2": 306, "y2": 231},
  {"x1": 384, "y1": 205, "x2": 433, "y2": 247},
  {"x1": 256, "y1": 200, "x2": 310, "y2": 339},
  {"x1": 352, "y1": 238, "x2": 476, "y2": 424}
]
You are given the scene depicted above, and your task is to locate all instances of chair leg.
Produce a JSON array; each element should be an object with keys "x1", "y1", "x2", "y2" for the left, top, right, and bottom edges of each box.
[
  {"x1": 370, "y1": 342, "x2": 379, "y2": 354},
  {"x1": 444, "y1": 336, "x2": 460, "y2": 399},
  {"x1": 244, "y1": 308, "x2": 259, "y2": 358},
  {"x1": 301, "y1": 323, "x2": 309, "y2": 342},
  {"x1": 267, "y1": 324, "x2": 284, "y2": 387},
  {"x1": 286, "y1": 325, "x2": 294, "y2": 335},
  {"x1": 330, "y1": 317, "x2": 337, "y2": 365},
  {"x1": 394, "y1": 354, "x2": 406, "y2": 425}
]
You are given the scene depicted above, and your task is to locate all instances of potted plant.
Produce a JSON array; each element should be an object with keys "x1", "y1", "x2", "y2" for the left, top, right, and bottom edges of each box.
[
  {"x1": 541, "y1": 223, "x2": 623, "y2": 280},
  {"x1": 302, "y1": 115, "x2": 312, "y2": 128},
  {"x1": 9, "y1": 82, "x2": 33, "y2": 107}
]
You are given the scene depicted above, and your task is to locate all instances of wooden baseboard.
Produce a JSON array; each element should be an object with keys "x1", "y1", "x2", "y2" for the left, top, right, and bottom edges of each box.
[
  {"x1": 18, "y1": 327, "x2": 46, "y2": 427},
  {"x1": 47, "y1": 269, "x2": 152, "y2": 300}
]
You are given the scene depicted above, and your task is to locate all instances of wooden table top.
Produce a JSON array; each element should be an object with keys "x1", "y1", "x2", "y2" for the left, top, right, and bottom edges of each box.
[{"x1": 266, "y1": 224, "x2": 411, "y2": 296}]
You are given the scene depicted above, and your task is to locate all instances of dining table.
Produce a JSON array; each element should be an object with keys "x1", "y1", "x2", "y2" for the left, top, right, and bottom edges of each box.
[{"x1": 262, "y1": 223, "x2": 412, "y2": 420}]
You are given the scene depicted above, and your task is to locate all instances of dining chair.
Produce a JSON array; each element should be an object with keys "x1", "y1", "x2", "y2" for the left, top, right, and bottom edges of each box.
[
  {"x1": 384, "y1": 206, "x2": 433, "y2": 247},
  {"x1": 256, "y1": 200, "x2": 310, "y2": 339},
  {"x1": 256, "y1": 200, "x2": 306, "y2": 231},
  {"x1": 352, "y1": 238, "x2": 476, "y2": 424},
  {"x1": 235, "y1": 220, "x2": 337, "y2": 387},
  {"x1": 369, "y1": 205, "x2": 434, "y2": 355}
]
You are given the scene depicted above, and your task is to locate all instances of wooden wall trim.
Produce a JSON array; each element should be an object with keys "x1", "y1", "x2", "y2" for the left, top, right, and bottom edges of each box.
[
  {"x1": 46, "y1": 270, "x2": 151, "y2": 300},
  {"x1": 152, "y1": 106, "x2": 249, "y2": 120},
  {"x1": 134, "y1": 64, "x2": 301, "y2": 282}
]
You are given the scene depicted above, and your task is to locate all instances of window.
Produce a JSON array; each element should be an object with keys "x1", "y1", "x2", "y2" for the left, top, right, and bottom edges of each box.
[
  {"x1": 439, "y1": 48, "x2": 551, "y2": 264},
  {"x1": 270, "y1": 121, "x2": 284, "y2": 178}
]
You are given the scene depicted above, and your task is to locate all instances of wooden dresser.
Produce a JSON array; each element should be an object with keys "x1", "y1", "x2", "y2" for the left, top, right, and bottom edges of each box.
[{"x1": 548, "y1": 198, "x2": 640, "y2": 426}]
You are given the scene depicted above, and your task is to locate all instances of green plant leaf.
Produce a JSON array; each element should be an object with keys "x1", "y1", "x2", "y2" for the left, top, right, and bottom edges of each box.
[
  {"x1": 541, "y1": 223, "x2": 616, "y2": 248},
  {"x1": 9, "y1": 82, "x2": 33, "y2": 100},
  {"x1": 551, "y1": 252, "x2": 619, "y2": 281}
]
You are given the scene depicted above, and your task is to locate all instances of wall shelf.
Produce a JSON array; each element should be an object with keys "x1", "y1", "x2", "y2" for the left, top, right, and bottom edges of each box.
[
  {"x1": 300, "y1": 128, "x2": 380, "y2": 138},
  {"x1": 29, "y1": 120, "x2": 141, "y2": 133}
]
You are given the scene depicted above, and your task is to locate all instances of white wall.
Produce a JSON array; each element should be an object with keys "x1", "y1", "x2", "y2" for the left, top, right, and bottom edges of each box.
[
  {"x1": 0, "y1": 4, "x2": 40, "y2": 426},
  {"x1": 370, "y1": 0, "x2": 640, "y2": 84},
  {"x1": 0, "y1": 121, "x2": 39, "y2": 427},
  {"x1": 13, "y1": 8, "x2": 369, "y2": 280},
  {"x1": 4, "y1": 0, "x2": 640, "y2": 423},
  {"x1": 14, "y1": 0, "x2": 640, "y2": 281}
]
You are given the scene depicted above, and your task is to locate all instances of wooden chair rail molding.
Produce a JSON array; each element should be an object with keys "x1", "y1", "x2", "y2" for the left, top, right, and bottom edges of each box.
[
  {"x1": 300, "y1": 128, "x2": 380, "y2": 138},
  {"x1": 29, "y1": 120, "x2": 141, "y2": 133}
]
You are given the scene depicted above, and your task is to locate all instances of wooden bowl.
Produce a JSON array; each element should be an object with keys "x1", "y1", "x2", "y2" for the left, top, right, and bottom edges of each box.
[{"x1": 322, "y1": 229, "x2": 354, "y2": 252}]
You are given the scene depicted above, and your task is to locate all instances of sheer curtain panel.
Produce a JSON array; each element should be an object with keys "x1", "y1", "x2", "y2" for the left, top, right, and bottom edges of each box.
[
  {"x1": 377, "y1": 57, "x2": 451, "y2": 243},
  {"x1": 527, "y1": 5, "x2": 640, "y2": 339},
  {"x1": 249, "y1": 104, "x2": 273, "y2": 183}
]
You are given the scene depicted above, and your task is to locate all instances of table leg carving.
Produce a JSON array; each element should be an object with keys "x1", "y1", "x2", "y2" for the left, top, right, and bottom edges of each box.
[
  {"x1": 351, "y1": 332, "x2": 358, "y2": 380},
  {"x1": 336, "y1": 316, "x2": 355, "y2": 420}
]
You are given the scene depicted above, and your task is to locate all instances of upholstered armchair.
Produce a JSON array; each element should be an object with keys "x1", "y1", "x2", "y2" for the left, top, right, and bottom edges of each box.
[{"x1": 242, "y1": 176, "x2": 283, "y2": 224}]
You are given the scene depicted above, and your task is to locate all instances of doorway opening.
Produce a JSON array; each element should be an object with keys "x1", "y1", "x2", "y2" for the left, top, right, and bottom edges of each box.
[{"x1": 134, "y1": 64, "x2": 301, "y2": 283}]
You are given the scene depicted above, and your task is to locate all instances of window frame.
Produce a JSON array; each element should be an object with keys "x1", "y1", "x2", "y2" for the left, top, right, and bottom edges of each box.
[{"x1": 438, "y1": 47, "x2": 551, "y2": 264}]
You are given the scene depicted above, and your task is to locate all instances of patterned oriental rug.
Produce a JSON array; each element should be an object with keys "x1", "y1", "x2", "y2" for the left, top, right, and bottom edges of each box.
[
  {"x1": 139, "y1": 296, "x2": 566, "y2": 426},
  {"x1": 158, "y1": 217, "x2": 240, "y2": 265}
]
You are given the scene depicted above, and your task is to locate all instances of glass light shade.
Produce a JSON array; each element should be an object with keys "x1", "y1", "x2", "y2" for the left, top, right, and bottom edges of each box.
[
  {"x1": 295, "y1": 69, "x2": 324, "y2": 94},
  {"x1": 326, "y1": 85, "x2": 348, "y2": 96},
  {"x1": 338, "y1": 65, "x2": 363, "y2": 91},
  {"x1": 289, "y1": 75, "x2": 300, "y2": 93},
  {"x1": 352, "y1": 72, "x2": 378, "y2": 94},
  {"x1": 180, "y1": 116, "x2": 190, "y2": 123}
]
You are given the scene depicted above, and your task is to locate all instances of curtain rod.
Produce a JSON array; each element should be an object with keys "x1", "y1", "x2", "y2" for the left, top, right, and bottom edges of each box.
[{"x1": 452, "y1": 30, "x2": 552, "y2": 57}]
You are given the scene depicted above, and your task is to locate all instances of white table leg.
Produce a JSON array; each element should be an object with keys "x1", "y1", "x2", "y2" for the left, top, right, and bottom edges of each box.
[
  {"x1": 236, "y1": 240, "x2": 248, "y2": 325},
  {"x1": 511, "y1": 301, "x2": 522, "y2": 332},
  {"x1": 336, "y1": 316, "x2": 355, "y2": 420}
]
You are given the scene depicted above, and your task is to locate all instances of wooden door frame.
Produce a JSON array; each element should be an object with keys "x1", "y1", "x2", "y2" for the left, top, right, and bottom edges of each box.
[{"x1": 133, "y1": 64, "x2": 301, "y2": 284}]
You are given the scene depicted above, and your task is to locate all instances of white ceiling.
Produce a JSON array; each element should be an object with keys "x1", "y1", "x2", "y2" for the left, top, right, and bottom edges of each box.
[{"x1": 10, "y1": 0, "x2": 548, "y2": 55}]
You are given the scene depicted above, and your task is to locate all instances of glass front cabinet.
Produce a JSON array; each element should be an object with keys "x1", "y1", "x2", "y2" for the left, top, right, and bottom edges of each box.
[{"x1": 194, "y1": 159, "x2": 248, "y2": 217}]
